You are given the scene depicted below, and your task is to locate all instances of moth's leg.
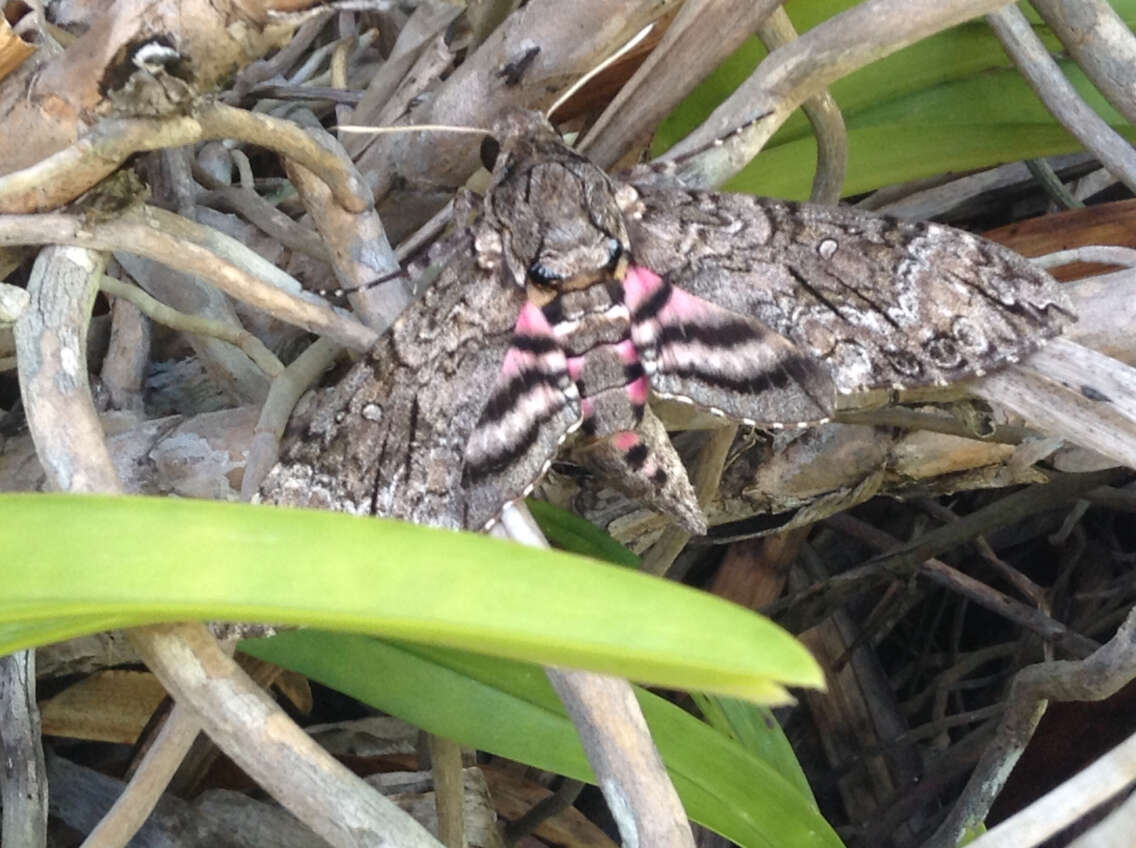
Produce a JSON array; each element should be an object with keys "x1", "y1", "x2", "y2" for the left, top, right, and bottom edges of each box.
[{"x1": 572, "y1": 405, "x2": 707, "y2": 535}]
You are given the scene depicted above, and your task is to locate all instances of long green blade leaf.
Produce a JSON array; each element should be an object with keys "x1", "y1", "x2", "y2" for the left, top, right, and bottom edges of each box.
[
  {"x1": 1, "y1": 493, "x2": 821, "y2": 700},
  {"x1": 245, "y1": 631, "x2": 843, "y2": 848}
]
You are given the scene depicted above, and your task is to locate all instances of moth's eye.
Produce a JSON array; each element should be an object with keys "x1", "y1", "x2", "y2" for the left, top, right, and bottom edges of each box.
[
  {"x1": 528, "y1": 262, "x2": 562, "y2": 287},
  {"x1": 480, "y1": 137, "x2": 501, "y2": 171},
  {"x1": 605, "y1": 237, "x2": 623, "y2": 271}
]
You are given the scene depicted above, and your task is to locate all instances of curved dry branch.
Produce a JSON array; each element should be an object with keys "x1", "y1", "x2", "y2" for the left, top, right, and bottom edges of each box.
[
  {"x1": 0, "y1": 209, "x2": 378, "y2": 351},
  {"x1": 14, "y1": 246, "x2": 119, "y2": 492},
  {"x1": 663, "y1": 0, "x2": 1021, "y2": 189},
  {"x1": 755, "y1": 8, "x2": 848, "y2": 205},
  {"x1": 987, "y1": 4, "x2": 1136, "y2": 194},
  {"x1": 494, "y1": 505, "x2": 696, "y2": 848},
  {"x1": 1032, "y1": 0, "x2": 1136, "y2": 127},
  {"x1": 579, "y1": 0, "x2": 785, "y2": 170},
  {"x1": 283, "y1": 115, "x2": 410, "y2": 332},
  {"x1": 241, "y1": 337, "x2": 343, "y2": 501},
  {"x1": 929, "y1": 606, "x2": 1136, "y2": 848},
  {"x1": 0, "y1": 101, "x2": 371, "y2": 215}
]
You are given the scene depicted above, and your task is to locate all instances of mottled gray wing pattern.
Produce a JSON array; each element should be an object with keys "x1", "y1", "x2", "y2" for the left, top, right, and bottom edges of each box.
[
  {"x1": 259, "y1": 229, "x2": 546, "y2": 531},
  {"x1": 623, "y1": 184, "x2": 1076, "y2": 396}
]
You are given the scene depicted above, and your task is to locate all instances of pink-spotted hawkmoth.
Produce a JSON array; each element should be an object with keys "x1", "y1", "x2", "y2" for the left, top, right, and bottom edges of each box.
[{"x1": 258, "y1": 109, "x2": 1074, "y2": 532}]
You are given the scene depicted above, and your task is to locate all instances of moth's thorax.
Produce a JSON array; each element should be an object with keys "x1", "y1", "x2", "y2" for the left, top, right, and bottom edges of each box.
[
  {"x1": 525, "y1": 253, "x2": 630, "y2": 306},
  {"x1": 486, "y1": 113, "x2": 630, "y2": 292}
]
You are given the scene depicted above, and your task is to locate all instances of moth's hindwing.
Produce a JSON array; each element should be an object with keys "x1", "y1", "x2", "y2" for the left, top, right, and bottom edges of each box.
[
  {"x1": 623, "y1": 184, "x2": 1075, "y2": 396},
  {"x1": 461, "y1": 301, "x2": 582, "y2": 526},
  {"x1": 623, "y1": 265, "x2": 833, "y2": 428}
]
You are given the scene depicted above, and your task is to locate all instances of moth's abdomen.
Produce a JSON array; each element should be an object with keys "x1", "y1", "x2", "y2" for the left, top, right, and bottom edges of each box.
[{"x1": 544, "y1": 283, "x2": 648, "y2": 438}]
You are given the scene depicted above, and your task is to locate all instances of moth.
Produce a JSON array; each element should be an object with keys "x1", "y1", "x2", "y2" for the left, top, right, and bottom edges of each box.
[{"x1": 258, "y1": 108, "x2": 1075, "y2": 532}]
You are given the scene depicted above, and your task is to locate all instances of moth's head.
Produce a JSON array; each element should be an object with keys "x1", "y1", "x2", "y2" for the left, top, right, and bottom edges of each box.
[{"x1": 482, "y1": 108, "x2": 629, "y2": 298}]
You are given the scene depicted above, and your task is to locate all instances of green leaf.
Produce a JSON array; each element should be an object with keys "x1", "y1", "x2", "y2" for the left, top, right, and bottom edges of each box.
[
  {"x1": 653, "y1": 4, "x2": 1136, "y2": 199},
  {"x1": 693, "y1": 693, "x2": 815, "y2": 804},
  {"x1": 957, "y1": 822, "x2": 987, "y2": 846},
  {"x1": 244, "y1": 631, "x2": 844, "y2": 848},
  {"x1": 526, "y1": 498, "x2": 641, "y2": 568},
  {"x1": 1, "y1": 493, "x2": 820, "y2": 701}
]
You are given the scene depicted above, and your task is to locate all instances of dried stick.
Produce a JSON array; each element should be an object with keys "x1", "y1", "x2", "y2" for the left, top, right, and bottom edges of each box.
[
  {"x1": 232, "y1": 13, "x2": 329, "y2": 97},
  {"x1": 342, "y1": 1, "x2": 463, "y2": 156},
  {"x1": 916, "y1": 498, "x2": 1046, "y2": 605},
  {"x1": 1024, "y1": 157, "x2": 1083, "y2": 209},
  {"x1": 1036, "y1": 245, "x2": 1136, "y2": 270},
  {"x1": 196, "y1": 184, "x2": 331, "y2": 263},
  {"x1": 1031, "y1": 0, "x2": 1136, "y2": 127},
  {"x1": 495, "y1": 505, "x2": 696, "y2": 848},
  {"x1": 14, "y1": 245, "x2": 442, "y2": 848},
  {"x1": 0, "y1": 101, "x2": 372, "y2": 214},
  {"x1": 427, "y1": 734, "x2": 466, "y2": 848},
  {"x1": 242, "y1": 337, "x2": 343, "y2": 501},
  {"x1": 362, "y1": 0, "x2": 680, "y2": 201},
  {"x1": 0, "y1": 209, "x2": 378, "y2": 352},
  {"x1": 131, "y1": 622, "x2": 446, "y2": 848},
  {"x1": 14, "y1": 246, "x2": 118, "y2": 492},
  {"x1": 14, "y1": 244, "x2": 189, "y2": 846},
  {"x1": 0, "y1": 281, "x2": 28, "y2": 321},
  {"x1": 545, "y1": 670, "x2": 695, "y2": 848},
  {"x1": 834, "y1": 406, "x2": 1028, "y2": 444},
  {"x1": 79, "y1": 703, "x2": 200, "y2": 848},
  {"x1": 1068, "y1": 776, "x2": 1136, "y2": 848},
  {"x1": 100, "y1": 294, "x2": 149, "y2": 413},
  {"x1": 128, "y1": 147, "x2": 273, "y2": 405},
  {"x1": 929, "y1": 606, "x2": 1136, "y2": 848},
  {"x1": 0, "y1": 651, "x2": 48, "y2": 848},
  {"x1": 798, "y1": 501, "x2": 1104, "y2": 660},
  {"x1": 986, "y1": 4, "x2": 1136, "y2": 193},
  {"x1": 973, "y1": 338, "x2": 1136, "y2": 470},
  {"x1": 283, "y1": 114, "x2": 410, "y2": 332},
  {"x1": 756, "y1": 7, "x2": 848, "y2": 204},
  {"x1": 580, "y1": 0, "x2": 785, "y2": 169},
  {"x1": 666, "y1": 0, "x2": 1027, "y2": 189},
  {"x1": 98, "y1": 273, "x2": 284, "y2": 378},
  {"x1": 503, "y1": 779, "x2": 586, "y2": 845}
]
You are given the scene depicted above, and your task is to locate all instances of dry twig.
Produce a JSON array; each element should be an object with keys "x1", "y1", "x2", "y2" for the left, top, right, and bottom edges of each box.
[
  {"x1": 986, "y1": 4, "x2": 1136, "y2": 193},
  {"x1": 930, "y1": 607, "x2": 1136, "y2": 848}
]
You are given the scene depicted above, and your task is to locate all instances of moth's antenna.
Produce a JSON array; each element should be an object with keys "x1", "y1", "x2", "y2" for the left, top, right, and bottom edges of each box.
[
  {"x1": 647, "y1": 109, "x2": 775, "y2": 175},
  {"x1": 546, "y1": 23, "x2": 654, "y2": 123},
  {"x1": 313, "y1": 267, "x2": 409, "y2": 298},
  {"x1": 333, "y1": 124, "x2": 492, "y2": 137}
]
